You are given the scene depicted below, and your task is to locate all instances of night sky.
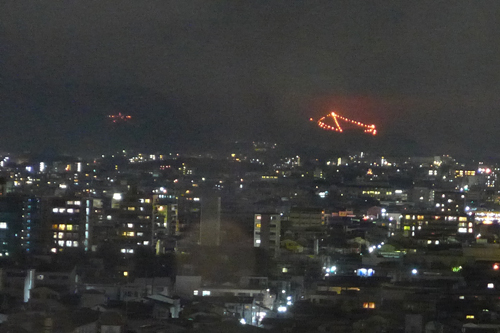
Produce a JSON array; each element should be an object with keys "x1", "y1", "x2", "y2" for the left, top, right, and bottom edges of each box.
[{"x1": 1, "y1": 1, "x2": 500, "y2": 156}]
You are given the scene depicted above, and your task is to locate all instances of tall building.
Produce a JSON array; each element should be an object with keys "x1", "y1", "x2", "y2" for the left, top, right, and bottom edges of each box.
[
  {"x1": 153, "y1": 194, "x2": 179, "y2": 253},
  {"x1": 199, "y1": 195, "x2": 221, "y2": 246},
  {"x1": 45, "y1": 197, "x2": 85, "y2": 253},
  {"x1": 113, "y1": 191, "x2": 153, "y2": 256},
  {"x1": 0, "y1": 195, "x2": 42, "y2": 257},
  {"x1": 254, "y1": 213, "x2": 281, "y2": 258}
]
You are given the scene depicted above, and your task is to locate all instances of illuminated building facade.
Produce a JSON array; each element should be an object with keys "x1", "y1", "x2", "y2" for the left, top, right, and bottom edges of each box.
[
  {"x1": 153, "y1": 195, "x2": 179, "y2": 237},
  {"x1": 401, "y1": 213, "x2": 474, "y2": 245},
  {"x1": 113, "y1": 191, "x2": 154, "y2": 255},
  {"x1": 46, "y1": 197, "x2": 85, "y2": 253},
  {"x1": 254, "y1": 213, "x2": 281, "y2": 258},
  {"x1": 0, "y1": 195, "x2": 42, "y2": 257},
  {"x1": 434, "y1": 191, "x2": 466, "y2": 214}
]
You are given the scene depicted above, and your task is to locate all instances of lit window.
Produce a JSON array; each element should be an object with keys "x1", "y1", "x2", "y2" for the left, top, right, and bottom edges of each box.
[
  {"x1": 67, "y1": 225, "x2": 73, "y2": 231},
  {"x1": 137, "y1": 232, "x2": 144, "y2": 237},
  {"x1": 202, "y1": 291, "x2": 211, "y2": 296},
  {"x1": 255, "y1": 223, "x2": 261, "y2": 228},
  {"x1": 363, "y1": 302, "x2": 376, "y2": 309},
  {"x1": 74, "y1": 201, "x2": 81, "y2": 206},
  {"x1": 58, "y1": 232, "x2": 64, "y2": 239},
  {"x1": 52, "y1": 208, "x2": 58, "y2": 213},
  {"x1": 59, "y1": 225, "x2": 66, "y2": 230},
  {"x1": 145, "y1": 199, "x2": 151, "y2": 203},
  {"x1": 73, "y1": 241, "x2": 78, "y2": 247},
  {"x1": 0, "y1": 222, "x2": 7, "y2": 229},
  {"x1": 128, "y1": 207, "x2": 136, "y2": 211},
  {"x1": 143, "y1": 241, "x2": 149, "y2": 245},
  {"x1": 193, "y1": 290, "x2": 199, "y2": 296},
  {"x1": 52, "y1": 224, "x2": 58, "y2": 230},
  {"x1": 67, "y1": 208, "x2": 74, "y2": 214},
  {"x1": 459, "y1": 217, "x2": 467, "y2": 222},
  {"x1": 53, "y1": 232, "x2": 57, "y2": 239},
  {"x1": 58, "y1": 240, "x2": 65, "y2": 246},
  {"x1": 127, "y1": 223, "x2": 134, "y2": 228},
  {"x1": 107, "y1": 215, "x2": 112, "y2": 220},
  {"x1": 256, "y1": 239, "x2": 261, "y2": 244},
  {"x1": 121, "y1": 249, "x2": 126, "y2": 253},
  {"x1": 282, "y1": 267, "x2": 288, "y2": 273},
  {"x1": 59, "y1": 208, "x2": 65, "y2": 213},
  {"x1": 256, "y1": 215, "x2": 262, "y2": 220},
  {"x1": 66, "y1": 240, "x2": 72, "y2": 247}
]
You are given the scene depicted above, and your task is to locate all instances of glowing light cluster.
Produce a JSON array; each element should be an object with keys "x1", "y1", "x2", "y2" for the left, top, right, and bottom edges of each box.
[
  {"x1": 108, "y1": 112, "x2": 132, "y2": 123},
  {"x1": 313, "y1": 112, "x2": 377, "y2": 135}
]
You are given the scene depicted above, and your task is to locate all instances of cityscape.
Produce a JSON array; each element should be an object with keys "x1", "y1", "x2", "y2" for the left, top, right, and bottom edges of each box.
[
  {"x1": 0, "y1": 145, "x2": 499, "y2": 332},
  {"x1": 3, "y1": 1, "x2": 500, "y2": 333}
]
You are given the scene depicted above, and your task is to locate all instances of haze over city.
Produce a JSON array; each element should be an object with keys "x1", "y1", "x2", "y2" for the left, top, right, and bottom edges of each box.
[
  {"x1": 2, "y1": 1, "x2": 500, "y2": 156},
  {"x1": 3, "y1": 2, "x2": 500, "y2": 332}
]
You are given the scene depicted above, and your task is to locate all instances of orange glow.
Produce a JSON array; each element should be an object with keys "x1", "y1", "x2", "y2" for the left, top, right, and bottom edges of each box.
[
  {"x1": 108, "y1": 112, "x2": 132, "y2": 123},
  {"x1": 315, "y1": 111, "x2": 377, "y2": 135}
]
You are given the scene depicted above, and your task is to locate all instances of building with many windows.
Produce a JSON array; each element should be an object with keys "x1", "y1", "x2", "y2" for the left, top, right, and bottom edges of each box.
[
  {"x1": 45, "y1": 197, "x2": 84, "y2": 253},
  {"x1": 254, "y1": 213, "x2": 281, "y2": 258},
  {"x1": 112, "y1": 191, "x2": 154, "y2": 256},
  {"x1": 401, "y1": 213, "x2": 474, "y2": 245}
]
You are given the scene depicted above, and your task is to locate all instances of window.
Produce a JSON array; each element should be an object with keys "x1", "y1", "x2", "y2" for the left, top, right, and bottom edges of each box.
[
  {"x1": 128, "y1": 207, "x2": 136, "y2": 211},
  {"x1": 363, "y1": 302, "x2": 376, "y2": 309},
  {"x1": 255, "y1": 223, "x2": 261, "y2": 228},
  {"x1": 58, "y1": 232, "x2": 64, "y2": 239},
  {"x1": 202, "y1": 290, "x2": 211, "y2": 296},
  {"x1": 0, "y1": 222, "x2": 7, "y2": 229},
  {"x1": 66, "y1": 240, "x2": 72, "y2": 247},
  {"x1": 67, "y1": 225, "x2": 73, "y2": 231},
  {"x1": 59, "y1": 225, "x2": 66, "y2": 230},
  {"x1": 127, "y1": 223, "x2": 134, "y2": 228}
]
